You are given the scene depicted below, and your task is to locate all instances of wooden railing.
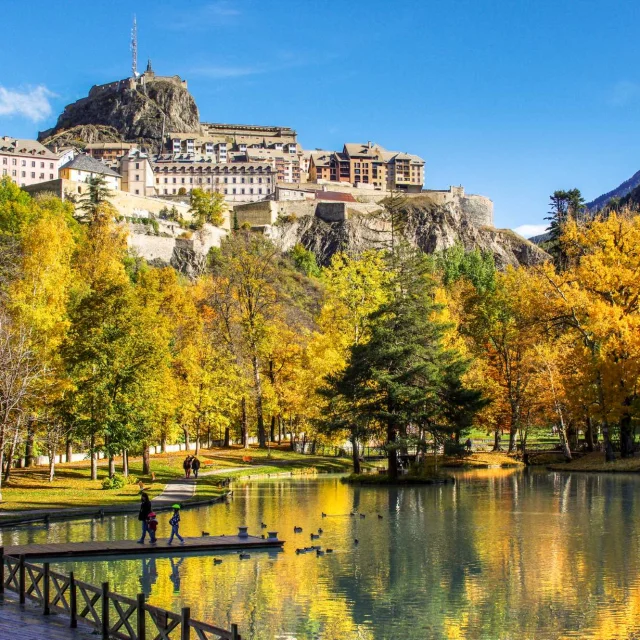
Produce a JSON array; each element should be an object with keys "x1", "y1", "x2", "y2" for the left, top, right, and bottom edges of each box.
[{"x1": 0, "y1": 547, "x2": 241, "y2": 640}]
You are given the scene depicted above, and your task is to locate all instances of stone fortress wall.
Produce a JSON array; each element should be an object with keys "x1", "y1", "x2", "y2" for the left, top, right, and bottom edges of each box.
[
  {"x1": 88, "y1": 73, "x2": 187, "y2": 99},
  {"x1": 421, "y1": 186, "x2": 494, "y2": 227}
]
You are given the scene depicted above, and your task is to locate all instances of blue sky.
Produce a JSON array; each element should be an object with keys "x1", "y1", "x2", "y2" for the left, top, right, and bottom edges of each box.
[{"x1": 1, "y1": 0, "x2": 639, "y2": 234}]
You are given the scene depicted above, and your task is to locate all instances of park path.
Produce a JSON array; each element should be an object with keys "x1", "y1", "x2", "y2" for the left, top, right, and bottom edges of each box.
[
  {"x1": 150, "y1": 466, "x2": 264, "y2": 509},
  {"x1": 0, "y1": 592, "x2": 95, "y2": 640}
]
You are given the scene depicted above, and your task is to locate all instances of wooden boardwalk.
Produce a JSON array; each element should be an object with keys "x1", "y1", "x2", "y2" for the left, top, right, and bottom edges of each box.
[{"x1": 5, "y1": 534, "x2": 284, "y2": 560}]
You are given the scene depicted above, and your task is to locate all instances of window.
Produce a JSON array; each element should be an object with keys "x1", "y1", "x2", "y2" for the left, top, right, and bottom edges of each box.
[
  {"x1": 21, "y1": 171, "x2": 25, "y2": 177},
  {"x1": 241, "y1": 188, "x2": 245, "y2": 194},
  {"x1": 258, "y1": 188, "x2": 263, "y2": 194},
  {"x1": 1, "y1": 169, "x2": 5, "y2": 176},
  {"x1": 50, "y1": 163, "x2": 54, "y2": 169},
  {"x1": 181, "y1": 178, "x2": 185, "y2": 184},
  {"x1": 1, "y1": 158, "x2": 6, "y2": 165},
  {"x1": 31, "y1": 172, "x2": 35, "y2": 178},
  {"x1": 173, "y1": 178, "x2": 176, "y2": 183},
  {"x1": 40, "y1": 162, "x2": 44, "y2": 168},
  {"x1": 135, "y1": 163, "x2": 140, "y2": 169},
  {"x1": 250, "y1": 188, "x2": 254, "y2": 194},
  {"x1": 249, "y1": 177, "x2": 254, "y2": 183},
  {"x1": 21, "y1": 160, "x2": 26, "y2": 166},
  {"x1": 135, "y1": 175, "x2": 140, "y2": 181},
  {"x1": 49, "y1": 173, "x2": 53, "y2": 179},
  {"x1": 32, "y1": 161, "x2": 35, "y2": 167},
  {"x1": 258, "y1": 177, "x2": 263, "y2": 183},
  {"x1": 12, "y1": 170, "x2": 16, "y2": 177},
  {"x1": 232, "y1": 188, "x2": 236, "y2": 194},
  {"x1": 164, "y1": 189, "x2": 168, "y2": 194},
  {"x1": 232, "y1": 177, "x2": 236, "y2": 183},
  {"x1": 224, "y1": 177, "x2": 228, "y2": 184},
  {"x1": 224, "y1": 188, "x2": 228, "y2": 194},
  {"x1": 135, "y1": 189, "x2": 139, "y2": 195},
  {"x1": 173, "y1": 188, "x2": 176, "y2": 194},
  {"x1": 156, "y1": 178, "x2": 159, "y2": 184}
]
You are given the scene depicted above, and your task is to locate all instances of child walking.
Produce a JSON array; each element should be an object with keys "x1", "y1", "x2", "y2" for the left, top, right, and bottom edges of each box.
[
  {"x1": 147, "y1": 512, "x2": 158, "y2": 545},
  {"x1": 167, "y1": 504, "x2": 185, "y2": 545}
]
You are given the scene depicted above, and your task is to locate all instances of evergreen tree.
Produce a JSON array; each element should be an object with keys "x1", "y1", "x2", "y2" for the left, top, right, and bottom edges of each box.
[{"x1": 326, "y1": 243, "x2": 485, "y2": 478}]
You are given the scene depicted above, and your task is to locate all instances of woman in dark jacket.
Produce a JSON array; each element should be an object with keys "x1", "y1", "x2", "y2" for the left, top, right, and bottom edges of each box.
[
  {"x1": 137, "y1": 492, "x2": 152, "y2": 544},
  {"x1": 191, "y1": 457, "x2": 201, "y2": 478}
]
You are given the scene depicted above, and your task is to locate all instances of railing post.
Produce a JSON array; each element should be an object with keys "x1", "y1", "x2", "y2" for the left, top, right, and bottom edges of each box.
[
  {"x1": 137, "y1": 592, "x2": 146, "y2": 640},
  {"x1": 0, "y1": 546, "x2": 4, "y2": 595},
  {"x1": 43, "y1": 563, "x2": 50, "y2": 615},
  {"x1": 18, "y1": 555, "x2": 25, "y2": 605},
  {"x1": 231, "y1": 623, "x2": 240, "y2": 640},
  {"x1": 181, "y1": 606, "x2": 190, "y2": 640},
  {"x1": 69, "y1": 572, "x2": 77, "y2": 628},
  {"x1": 101, "y1": 581, "x2": 109, "y2": 639}
]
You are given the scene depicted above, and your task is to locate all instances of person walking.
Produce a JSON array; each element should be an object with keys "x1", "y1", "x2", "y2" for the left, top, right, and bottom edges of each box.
[
  {"x1": 167, "y1": 504, "x2": 185, "y2": 545},
  {"x1": 147, "y1": 511, "x2": 158, "y2": 544},
  {"x1": 137, "y1": 493, "x2": 152, "y2": 544},
  {"x1": 191, "y1": 456, "x2": 201, "y2": 479},
  {"x1": 183, "y1": 456, "x2": 192, "y2": 479}
]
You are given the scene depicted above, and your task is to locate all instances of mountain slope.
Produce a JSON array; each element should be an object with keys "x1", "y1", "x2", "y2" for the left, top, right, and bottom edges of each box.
[{"x1": 587, "y1": 169, "x2": 640, "y2": 211}]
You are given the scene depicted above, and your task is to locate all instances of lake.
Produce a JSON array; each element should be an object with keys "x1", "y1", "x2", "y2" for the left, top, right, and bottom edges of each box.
[{"x1": 3, "y1": 469, "x2": 640, "y2": 639}]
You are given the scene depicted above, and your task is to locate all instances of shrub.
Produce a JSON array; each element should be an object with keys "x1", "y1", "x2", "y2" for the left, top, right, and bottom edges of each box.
[{"x1": 101, "y1": 474, "x2": 127, "y2": 490}]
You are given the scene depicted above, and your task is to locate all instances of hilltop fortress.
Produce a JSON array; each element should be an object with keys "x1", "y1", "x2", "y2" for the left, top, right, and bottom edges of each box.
[{"x1": 24, "y1": 57, "x2": 545, "y2": 272}]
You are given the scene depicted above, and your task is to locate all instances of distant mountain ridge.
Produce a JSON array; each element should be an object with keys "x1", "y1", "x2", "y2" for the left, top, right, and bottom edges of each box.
[
  {"x1": 586, "y1": 169, "x2": 640, "y2": 211},
  {"x1": 527, "y1": 168, "x2": 640, "y2": 244}
]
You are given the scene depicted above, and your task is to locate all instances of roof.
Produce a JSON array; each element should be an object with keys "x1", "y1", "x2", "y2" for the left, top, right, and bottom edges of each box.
[
  {"x1": 85, "y1": 142, "x2": 137, "y2": 151},
  {"x1": 344, "y1": 142, "x2": 384, "y2": 158},
  {"x1": 315, "y1": 191, "x2": 357, "y2": 202},
  {"x1": 59, "y1": 154, "x2": 122, "y2": 177},
  {"x1": 0, "y1": 136, "x2": 57, "y2": 160}
]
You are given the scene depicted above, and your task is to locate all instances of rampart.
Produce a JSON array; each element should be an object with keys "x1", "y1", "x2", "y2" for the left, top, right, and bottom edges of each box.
[{"x1": 421, "y1": 186, "x2": 494, "y2": 226}]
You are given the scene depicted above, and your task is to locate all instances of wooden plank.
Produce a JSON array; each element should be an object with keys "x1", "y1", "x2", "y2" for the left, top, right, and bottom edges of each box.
[{"x1": 5, "y1": 535, "x2": 284, "y2": 560}]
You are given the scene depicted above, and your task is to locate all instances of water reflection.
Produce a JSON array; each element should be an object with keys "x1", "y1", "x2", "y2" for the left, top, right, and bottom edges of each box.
[{"x1": 4, "y1": 470, "x2": 640, "y2": 639}]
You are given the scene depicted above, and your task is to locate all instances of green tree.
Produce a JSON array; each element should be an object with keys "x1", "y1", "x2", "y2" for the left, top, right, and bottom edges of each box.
[
  {"x1": 79, "y1": 175, "x2": 114, "y2": 222},
  {"x1": 326, "y1": 244, "x2": 484, "y2": 478},
  {"x1": 544, "y1": 188, "x2": 585, "y2": 268},
  {"x1": 290, "y1": 243, "x2": 321, "y2": 277},
  {"x1": 189, "y1": 188, "x2": 225, "y2": 229}
]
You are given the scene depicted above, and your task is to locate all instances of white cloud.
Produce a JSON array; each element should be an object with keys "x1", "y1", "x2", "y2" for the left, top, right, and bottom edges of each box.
[
  {"x1": 512, "y1": 223, "x2": 548, "y2": 239},
  {"x1": 0, "y1": 85, "x2": 55, "y2": 122}
]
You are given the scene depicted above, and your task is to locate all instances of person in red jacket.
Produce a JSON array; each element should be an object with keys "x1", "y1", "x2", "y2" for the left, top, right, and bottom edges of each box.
[{"x1": 147, "y1": 512, "x2": 158, "y2": 545}]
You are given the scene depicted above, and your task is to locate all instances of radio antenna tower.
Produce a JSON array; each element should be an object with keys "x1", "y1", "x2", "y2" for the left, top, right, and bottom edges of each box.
[{"x1": 131, "y1": 15, "x2": 138, "y2": 78}]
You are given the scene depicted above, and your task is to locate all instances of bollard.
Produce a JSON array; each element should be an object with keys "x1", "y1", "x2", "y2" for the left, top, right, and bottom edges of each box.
[
  {"x1": 137, "y1": 593, "x2": 146, "y2": 640},
  {"x1": 231, "y1": 623, "x2": 240, "y2": 640},
  {"x1": 19, "y1": 555, "x2": 25, "y2": 605},
  {"x1": 101, "y1": 582, "x2": 110, "y2": 639},
  {"x1": 43, "y1": 563, "x2": 50, "y2": 615},
  {"x1": 267, "y1": 532, "x2": 278, "y2": 541},
  {"x1": 181, "y1": 607, "x2": 191, "y2": 640},
  {"x1": 0, "y1": 546, "x2": 4, "y2": 595},
  {"x1": 70, "y1": 572, "x2": 77, "y2": 628},
  {"x1": 237, "y1": 526, "x2": 248, "y2": 539}
]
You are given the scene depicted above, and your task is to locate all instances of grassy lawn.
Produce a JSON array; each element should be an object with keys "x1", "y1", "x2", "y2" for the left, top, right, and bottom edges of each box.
[
  {"x1": 418, "y1": 451, "x2": 523, "y2": 469},
  {"x1": 0, "y1": 445, "x2": 354, "y2": 515},
  {"x1": 547, "y1": 451, "x2": 640, "y2": 472}
]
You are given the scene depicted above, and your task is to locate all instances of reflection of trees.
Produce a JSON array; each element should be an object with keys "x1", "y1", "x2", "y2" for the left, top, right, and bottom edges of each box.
[{"x1": 5, "y1": 473, "x2": 640, "y2": 638}]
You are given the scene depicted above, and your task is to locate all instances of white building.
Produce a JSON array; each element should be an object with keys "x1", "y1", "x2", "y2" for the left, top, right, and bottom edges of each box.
[
  {"x1": 0, "y1": 136, "x2": 58, "y2": 187},
  {"x1": 58, "y1": 154, "x2": 121, "y2": 190}
]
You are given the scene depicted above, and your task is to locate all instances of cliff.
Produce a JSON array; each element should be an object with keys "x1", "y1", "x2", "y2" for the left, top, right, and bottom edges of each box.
[
  {"x1": 269, "y1": 196, "x2": 548, "y2": 268},
  {"x1": 39, "y1": 77, "x2": 200, "y2": 146}
]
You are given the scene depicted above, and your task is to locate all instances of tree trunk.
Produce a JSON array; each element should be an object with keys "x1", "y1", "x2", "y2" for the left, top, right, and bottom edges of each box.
[
  {"x1": 90, "y1": 431, "x2": 98, "y2": 480},
  {"x1": 252, "y1": 355, "x2": 266, "y2": 448},
  {"x1": 351, "y1": 435, "x2": 361, "y2": 474},
  {"x1": 183, "y1": 427, "x2": 190, "y2": 452},
  {"x1": 142, "y1": 443, "x2": 151, "y2": 475},
  {"x1": 122, "y1": 449, "x2": 129, "y2": 477},
  {"x1": 160, "y1": 435, "x2": 167, "y2": 454},
  {"x1": 223, "y1": 427, "x2": 230, "y2": 448},
  {"x1": 584, "y1": 415, "x2": 595, "y2": 452},
  {"x1": 387, "y1": 423, "x2": 398, "y2": 479},
  {"x1": 4, "y1": 427, "x2": 19, "y2": 482},
  {"x1": 48, "y1": 448, "x2": 56, "y2": 482},
  {"x1": 278, "y1": 416, "x2": 282, "y2": 445},
  {"x1": 241, "y1": 397, "x2": 249, "y2": 449},
  {"x1": 311, "y1": 440, "x2": 317, "y2": 455},
  {"x1": 270, "y1": 416, "x2": 276, "y2": 443},
  {"x1": 492, "y1": 428, "x2": 502, "y2": 451},
  {"x1": 108, "y1": 455, "x2": 115, "y2": 478},
  {"x1": 25, "y1": 419, "x2": 35, "y2": 467},
  {"x1": 66, "y1": 437, "x2": 73, "y2": 463}
]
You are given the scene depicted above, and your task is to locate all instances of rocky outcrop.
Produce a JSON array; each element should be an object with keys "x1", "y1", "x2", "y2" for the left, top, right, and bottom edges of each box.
[
  {"x1": 269, "y1": 196, "x2": 548, "y2": 268},
  {"x1": 39, "y1": 124, "x2": 123, "y2": 148},
  {"x1": 39, "y1": 78, "x2": 200, "y2": 146}
]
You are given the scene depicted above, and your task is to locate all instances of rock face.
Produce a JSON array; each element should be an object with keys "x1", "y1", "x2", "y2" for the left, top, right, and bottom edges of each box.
[
  {"x1": 39, "y1": 77, "x2": 200, "y2": 146},
  {"x1": 269, "y1": 196, "x2": 548, "y2": 268}
]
